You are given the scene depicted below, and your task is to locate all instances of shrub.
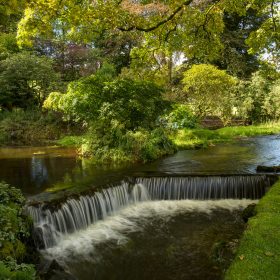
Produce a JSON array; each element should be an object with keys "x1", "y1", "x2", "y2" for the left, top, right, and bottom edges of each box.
[
  {"x1": 80, "y1": 127, "x2": 176, "y2": 163},
  {"x1": 0, "y1": 109, "x2": 74, "y2": 145},
  {"x1": 0, "y1": 182, "x2": 35, "y2": 280},
  {"x1": 232, "y1": 72, "x2": 280, "y2": 123},
  {"x1": 163, "y1": 104, "x2": 198, "y2": 129}
]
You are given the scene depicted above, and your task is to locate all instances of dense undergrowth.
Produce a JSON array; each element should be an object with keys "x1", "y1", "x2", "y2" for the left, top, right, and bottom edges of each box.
[
  {"x1": 0, "y1": 182, "x2": 36, "y2": 280},
  {"x1": 57, "y1": 122, "x2": 280, "y2": 164},
  {"x1": 0, "y1": 109, "x2": 80, "y2": 146},
  {"x1": 225, "y1": 179, "x2": 280, "y2": 280}
]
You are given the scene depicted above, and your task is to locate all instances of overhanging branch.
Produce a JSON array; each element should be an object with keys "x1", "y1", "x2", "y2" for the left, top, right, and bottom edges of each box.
[{"x1": 118, "y1": 0, "x2": 193, "y2": 32}]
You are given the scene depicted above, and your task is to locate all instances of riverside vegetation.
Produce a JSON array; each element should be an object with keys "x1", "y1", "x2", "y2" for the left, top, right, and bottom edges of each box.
[
  {"x1": 0, "y1": 182, "x2": 36, "y2": 280},
  {"x1": 226, "y1": 179, "x2": 280, "y2": 280},
  {"x1": 0, "y1": 0, "x2": 280, "y2": 279}
]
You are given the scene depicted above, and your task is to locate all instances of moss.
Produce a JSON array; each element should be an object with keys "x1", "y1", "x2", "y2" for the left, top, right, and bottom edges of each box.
[
  {"x1": 225, "y1": 179, "x2": 280, "y2": 280},
  {"x1": 0, "y1": 240, "x2": 26, "y2": 261}
]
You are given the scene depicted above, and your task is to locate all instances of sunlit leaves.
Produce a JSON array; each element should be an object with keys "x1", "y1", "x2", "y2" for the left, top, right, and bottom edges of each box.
[
  {"x1": 17, "y1": 0, "x2": 279, "y2": 69},
  {"x1": 182, "y1": 64, "x2": 237, "y2": 122}
]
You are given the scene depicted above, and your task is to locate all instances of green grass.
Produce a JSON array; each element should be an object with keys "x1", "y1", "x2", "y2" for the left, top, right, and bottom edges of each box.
[
  {"x1": 171, "y1": 122, "x2": 280, "y2": 149},
  {"x1": 56, "y1": 135, "x2": 85, "y2": 147},
  {"x1": 225, "y1": 179, "x2": 280, "y2": 280}
]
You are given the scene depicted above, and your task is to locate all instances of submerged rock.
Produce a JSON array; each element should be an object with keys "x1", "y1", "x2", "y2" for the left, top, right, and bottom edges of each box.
[
  {"x1": 242, "y1": 203, "x2": 257, "y2": 223},
  {"x1": 39, "y1": 259, "x2": 77, "y2": 280},
  {"x1": 256, "y1": 165, "x2": 280, "y2": 173}
]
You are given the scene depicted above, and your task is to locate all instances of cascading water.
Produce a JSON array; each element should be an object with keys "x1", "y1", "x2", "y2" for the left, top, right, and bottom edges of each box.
[{"x1": 28, "y1": 175, "x2": 275, "y2": 249}]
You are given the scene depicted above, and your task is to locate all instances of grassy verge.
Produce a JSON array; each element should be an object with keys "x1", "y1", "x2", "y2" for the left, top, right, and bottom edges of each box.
[
  {"x1": 171, "y1": 122, "x2": 280, "y2": 149},
  {"x1": 225, "y1": 179, "x2": 280, "y2": 280}
]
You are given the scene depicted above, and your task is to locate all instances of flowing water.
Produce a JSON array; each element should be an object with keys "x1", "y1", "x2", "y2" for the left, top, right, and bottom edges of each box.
[
  {"x1": 42, "y1": 200, "x2": 253, "y2": 280},
  {"x1": 1, "y1": 135, "x2": 280, "y2": 279},
  {"x1": 28, "y1": 175, "x2": 272, "y2": 249}
]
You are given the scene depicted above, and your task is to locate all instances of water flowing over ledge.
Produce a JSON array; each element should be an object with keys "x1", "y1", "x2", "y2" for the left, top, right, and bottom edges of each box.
[{"x1": 27, "y1": 175, "x2": 276, "y2": 249}]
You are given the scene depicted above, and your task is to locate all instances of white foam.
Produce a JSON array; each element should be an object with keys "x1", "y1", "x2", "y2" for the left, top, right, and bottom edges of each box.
[{"x1": 43, "y1": 199, "x2": 257, "y2": 261}]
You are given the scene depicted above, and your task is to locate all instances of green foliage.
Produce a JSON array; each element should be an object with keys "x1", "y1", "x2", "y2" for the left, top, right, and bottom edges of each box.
[
  {"x1": 0, "y1": 109, "x2": 68, "y2": 145},
  {"x1": 225, "y1": 180, "x2": 280, "y2": 280},
  {"x1": 0, "y1": 52, "x2": 59, "y2": 109},
  {"x1": 246, "y1": 0, "x2": 279, "y2": 67},
  {"x1": 44, "y1": 63, "x2": 117, "y2": 121},
  {"x1": 214, "y1": 9, "x2": 263, "y2": 78},
  {"x1": 81, "y1": 127, "x2": 176, "y2": 163},
  {"x1": 0, "y1": 33, "x2": 19, "y2": 60},
  {"x1": 44, "y1": 68, "x2": 168, "y2": 130},
  {"x1": 0, "y1": 260, "x2": 35, "y2": 280},
  {"x1": 163, "y1": 104, "x2": 198, "y2": 129},
  {"x1": 233, "y1": 71, "x2": 280, "y2": 122},
  {"x1": 182, "y1": 64, "x2": 237, "y2": 123},
  {"x1": 172, "y1": 123, "x2": 280, "y2": 150},
  {"x1": 0, "y1": 182, "x2": 35, "y2": 279}
]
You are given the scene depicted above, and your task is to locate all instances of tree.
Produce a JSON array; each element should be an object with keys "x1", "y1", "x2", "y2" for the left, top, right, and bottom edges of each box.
[
  {"x1": 0, "y1": 33, "x2": 20, "y2": 60},
  {"x1": 0, "y1": 0, "x2": 25, "y2": 32},
  {"x1": 182, "y1": 64, "x2": 237, "y2": 122},
  {"x1": 213, "y1": 8, "x2": 267, "y2": 78},
  {"x1": 17, "y1": 0, "x2": 279, "y2": 68},
  {"x1": 44, "y1": 65, "x2": 168, "y2": 130},
  {"x1": 0, "y1": 52, "x2": 59, "y2": 109},
  {"x1": 233, "y1": 71, "x2": 280, "y2": 122}
]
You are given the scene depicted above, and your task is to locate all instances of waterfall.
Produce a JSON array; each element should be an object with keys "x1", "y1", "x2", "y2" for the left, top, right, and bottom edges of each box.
[{"x1": 28, "y1": 175, "x2": 275, "y2": 249}]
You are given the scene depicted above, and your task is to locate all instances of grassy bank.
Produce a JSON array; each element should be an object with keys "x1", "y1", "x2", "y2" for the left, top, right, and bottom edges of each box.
[
  {"x1": 172, "y1": 122, "x2": 280, "y2": 149},
  {"x1": 225, "y1": 179, "x2": 280, "y2": 280},
  {"x1": 56, "y1": 122, "x2": 280, "y2": 163}
]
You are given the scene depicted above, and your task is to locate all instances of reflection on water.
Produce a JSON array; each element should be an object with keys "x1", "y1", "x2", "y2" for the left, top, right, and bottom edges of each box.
[
  {"x1": 143, "y1": 135, "x2": 280, "y2": 174},
  {"x1": 0, "y1": 135, "x2": 279, "y2": 196}
]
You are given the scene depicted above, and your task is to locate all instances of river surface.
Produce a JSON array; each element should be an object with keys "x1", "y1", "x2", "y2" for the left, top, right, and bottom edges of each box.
[
  {"x1": 1, "y1": 135, "x2": 279, "y2": 280},
  {"x1": 0, "y1": 135, "x2": 279, "y2": 196}
]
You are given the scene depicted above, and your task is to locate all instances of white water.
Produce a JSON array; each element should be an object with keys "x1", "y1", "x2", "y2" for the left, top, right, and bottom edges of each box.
[
  {"x1": 42, "y1": 199, "x2": 257, "y2": 262},
  {"x1": 28, "y1": 176, "x2": 269, "y2": 249}
]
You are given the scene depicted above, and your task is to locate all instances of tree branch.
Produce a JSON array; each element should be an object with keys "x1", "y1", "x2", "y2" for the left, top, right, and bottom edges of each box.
[{"x1": 118, "y1": 0, "x2": 193, "y2": 32}]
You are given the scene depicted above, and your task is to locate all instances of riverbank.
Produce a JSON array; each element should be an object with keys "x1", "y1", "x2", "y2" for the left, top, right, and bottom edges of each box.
[
  {"x1": 57, "y1": 122, "x2": 280, "y2": 163},
  {"x1": 225, "y1": 179, "x2": 280, "y2": 280},
  {"x1": 172, "y1": 122, "x2": 280, "y2": 150},
  {"x1": 0, "y1": 110, "x2": 81, "y2": 146},
  {"x1": 0, "y1": 182, "x2": 37, "y2": 279}
]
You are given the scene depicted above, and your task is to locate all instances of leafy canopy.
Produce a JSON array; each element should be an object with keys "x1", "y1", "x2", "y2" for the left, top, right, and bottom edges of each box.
[{"x1": 17, "y1": 0, "x2": 279, "y2": 65}]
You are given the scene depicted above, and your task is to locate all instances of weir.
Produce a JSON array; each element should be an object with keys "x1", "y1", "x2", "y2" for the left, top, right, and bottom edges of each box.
[{"x1": 28, "y1": 175, "x2": 277, "y2": 249}]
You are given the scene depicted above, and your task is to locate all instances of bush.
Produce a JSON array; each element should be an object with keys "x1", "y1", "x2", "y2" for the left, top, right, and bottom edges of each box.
[
  {"x1": 0, "y1": 260, "x2": 35, "y2": 280},
  {"x1": 232, "y1": 72, "x2": 280, "y2": 123},
  {"x1": 0, "y1": 182, "x2": 35, "y2": 280},
  {"x1": 163, "y1": 104, "x2": 198, "y2": 129},
  {"x1": 0, "y1": 109, "x2": 74, "y2": 145},
  {"x1": 80, "y1": 127, "x2": 176, "y2": 163}
]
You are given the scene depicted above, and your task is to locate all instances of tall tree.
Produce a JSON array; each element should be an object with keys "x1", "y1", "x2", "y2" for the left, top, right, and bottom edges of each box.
[{"x1": 17, "y1": 1, "x2": 279, "y2": 59}]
